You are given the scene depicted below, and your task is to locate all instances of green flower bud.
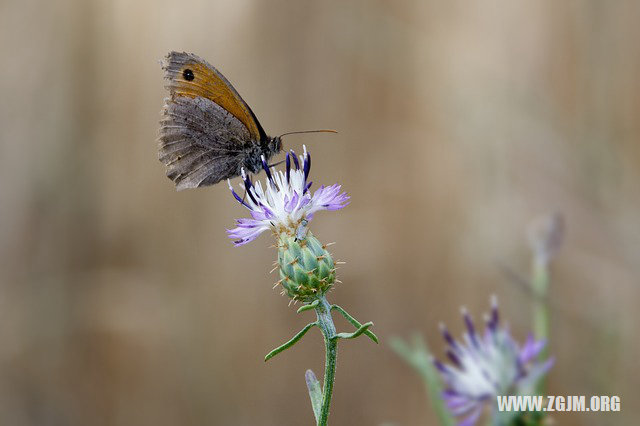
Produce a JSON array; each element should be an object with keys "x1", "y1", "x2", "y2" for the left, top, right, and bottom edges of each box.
[{"x1": 277, "y1": 232, "x2": 335, "y2": 302}]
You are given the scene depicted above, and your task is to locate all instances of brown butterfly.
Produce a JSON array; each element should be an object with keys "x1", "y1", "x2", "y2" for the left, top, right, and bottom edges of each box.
[
  {"x1": 158, "y1": 51, "x2": 282, "y2": 190},
  {"x1": 158, "y1": 51, "x2": 333, "y2": 190}
]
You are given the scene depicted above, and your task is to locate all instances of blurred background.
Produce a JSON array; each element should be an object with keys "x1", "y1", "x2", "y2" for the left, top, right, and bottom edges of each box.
[{"x1": 1, "y1": 0, "x2": 639, "y2": 425}]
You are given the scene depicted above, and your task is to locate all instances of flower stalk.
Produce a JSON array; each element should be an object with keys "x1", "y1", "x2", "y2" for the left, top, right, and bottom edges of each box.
[
  {"x1": 265, "y1": 293, "x2": 376, "y2": 425},
  {"x1": 527, "y1": 212, "x2": 564, "y2": 393},
  {"x1": 531, "y1": 257, "x2": 550, "y2": 359},
  {"x1": 264, "y1": 293, "x2": 376, "y2": 425},
  {"x1": 315, "y1": 297, "x2": 338, "y2": 426}
]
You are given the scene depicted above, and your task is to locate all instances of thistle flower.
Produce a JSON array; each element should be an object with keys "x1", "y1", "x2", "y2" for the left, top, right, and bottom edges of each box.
[
  {"x1": 226, "y1": 146, "x2": 349, "y2": 246},
  {"x1": 224, "y1": 145, "x2": 376, "y2": 426},
  {"x1": 434, "y1": 296, "x2": 554, "y2": 426}
]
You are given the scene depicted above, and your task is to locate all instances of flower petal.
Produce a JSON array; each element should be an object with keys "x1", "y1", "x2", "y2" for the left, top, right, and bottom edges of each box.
[{"x1": 226, "y1": 148, "x2": 348, "y2": 246}]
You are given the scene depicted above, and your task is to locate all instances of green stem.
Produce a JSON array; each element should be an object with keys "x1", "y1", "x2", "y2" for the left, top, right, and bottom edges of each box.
[
  {"x1": 314, "y1": 296, "x2": 337, "y2": 426},
  {"x1": 531, "y1": 257, "x2": 550, "y2": 393},
  {"x1": 532, "y1": 258, "x2": 549, "y2": 347}
]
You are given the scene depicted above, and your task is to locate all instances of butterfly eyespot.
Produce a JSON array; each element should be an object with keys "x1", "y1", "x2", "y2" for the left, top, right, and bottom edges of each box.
[{"x1": 183, "y1": 69, "x2": 194, "y2": 81}]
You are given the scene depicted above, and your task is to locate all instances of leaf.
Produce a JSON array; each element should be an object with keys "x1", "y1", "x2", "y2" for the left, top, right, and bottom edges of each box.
[
  {"x1": 331, "y1": 305, "x2": 379, "y2": 343},
  {"x1": 305, "y1": 369, "x2": 322, "y2": 423},
  {"x1": 264, "y1": 322, "x2": 317, "y2": 361}
]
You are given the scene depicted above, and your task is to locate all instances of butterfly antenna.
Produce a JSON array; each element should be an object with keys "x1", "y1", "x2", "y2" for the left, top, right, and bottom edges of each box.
[{"x1": 278, "y1": 129, "x2": 338, "y2": 139}]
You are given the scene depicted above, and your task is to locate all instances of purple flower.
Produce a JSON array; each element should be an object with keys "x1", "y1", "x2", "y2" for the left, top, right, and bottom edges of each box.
[
  {"x1": 227, "y1": 147, "x2": 349, "y2": 246},
  {"x1": 434, "y1": 296, "x2": 554, "y2": 426}
]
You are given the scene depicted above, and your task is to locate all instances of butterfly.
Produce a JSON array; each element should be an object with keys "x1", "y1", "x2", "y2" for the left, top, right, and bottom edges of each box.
[
  {"x1": 158, "y1": 51, "x2": 283, "y2": 190},
  {"x1": 158, "y1": 52, "x2": 334, "y2": 191}
]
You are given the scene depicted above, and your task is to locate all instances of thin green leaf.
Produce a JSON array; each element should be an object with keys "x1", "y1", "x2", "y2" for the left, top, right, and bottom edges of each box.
[
  {"x1": 265, "y1": 322, "x2": 317, "y2": 362},
  {"x1": 297, "y1": 300, "x2": 320, "y2": 314},
  {"x1": 331, "y1": 305, "x2": 379, "y2": 343},
  {"x1": 332, "y1": 321, "x2": 374, "y2": 340}
]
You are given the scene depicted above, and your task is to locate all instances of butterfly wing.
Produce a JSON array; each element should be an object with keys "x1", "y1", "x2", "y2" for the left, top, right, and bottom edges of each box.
[
  {"x1": 159, "y1": 96, "x2": 252, "y2": 190},
  {"x1": 158, "y1": 52, "x2": 268, "y2": 190},
  {"x1": 161, "y1": 51, "x2": 267, "y2": 142}
]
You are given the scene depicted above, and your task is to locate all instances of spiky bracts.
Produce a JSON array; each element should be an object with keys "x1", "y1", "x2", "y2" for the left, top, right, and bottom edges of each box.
[{"x1": 275, "y1": 233, "x2": 335, "y2": 302}]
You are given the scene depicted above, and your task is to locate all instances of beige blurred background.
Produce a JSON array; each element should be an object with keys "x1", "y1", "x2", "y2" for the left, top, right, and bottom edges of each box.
[{"x1": 1, "y1": 0, "x2": 639, "y2": 425}]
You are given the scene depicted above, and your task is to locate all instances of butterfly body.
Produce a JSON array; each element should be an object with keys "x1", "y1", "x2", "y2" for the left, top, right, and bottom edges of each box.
[{"x1": 158, "y1": 52, "x2": 282, "y2": 190}]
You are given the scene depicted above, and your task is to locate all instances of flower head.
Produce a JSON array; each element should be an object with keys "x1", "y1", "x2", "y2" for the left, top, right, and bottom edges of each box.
[
  {"x1": 227, "y1": 147, "x2": 349, "y2": 246},
  {"x1": 433, "y1": 296, "x2": 554, "y2": 426}
]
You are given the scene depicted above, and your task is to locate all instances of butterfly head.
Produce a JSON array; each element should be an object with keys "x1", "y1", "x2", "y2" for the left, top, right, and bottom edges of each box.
[
  {"x1": 257, "y1": 135, "x2": 283, "y2": 169},
  {"x1": 241, "y1": 136, "x2": 282, "y2": 175},
  {"x1": 267, "y1": 136, "x2": 283, "y2": 156}
]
